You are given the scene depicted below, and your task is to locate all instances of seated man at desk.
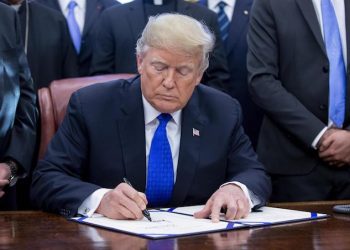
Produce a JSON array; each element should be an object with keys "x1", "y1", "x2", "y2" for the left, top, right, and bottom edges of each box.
[{"x1": 31, "y1": 13, "x2": 271, "y2": 222}]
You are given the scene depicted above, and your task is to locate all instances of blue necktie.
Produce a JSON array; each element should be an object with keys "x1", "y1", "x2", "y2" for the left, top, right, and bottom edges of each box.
[
  {"x1": 146, "y1": 113, "x2": 174, "y2": 207},
  {"x1": 217, "y1": 1, "x2": 230, "y2": 42},
  {"x1": 67, "y1": 0, "x2": 81, "y2": 53},
  {"x1": 321, "y1": 0, "x2": 346, "y2": 127}
]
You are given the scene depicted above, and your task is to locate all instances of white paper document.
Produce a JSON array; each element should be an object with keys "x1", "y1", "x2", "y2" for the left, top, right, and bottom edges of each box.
[{"x1": 70, "y1": 205, "x2": 329, "y2": 239}]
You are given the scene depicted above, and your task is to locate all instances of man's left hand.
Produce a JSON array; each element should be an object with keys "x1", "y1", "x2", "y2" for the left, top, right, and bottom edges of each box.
[
  {"x1": 194, "y1": 184, "x2": 250, "y2": 222},
  {"x1": 318, "y1": 129, "x2": 350, "y2": 167}
]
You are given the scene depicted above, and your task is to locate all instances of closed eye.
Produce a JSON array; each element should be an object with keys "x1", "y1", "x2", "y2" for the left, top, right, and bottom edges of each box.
[
  {"x1": 177, "y1": 67, "x2": 192, "y2": 76},
  {"x1": 152, "y1": 62, "x2": 167, "y2": 72}
]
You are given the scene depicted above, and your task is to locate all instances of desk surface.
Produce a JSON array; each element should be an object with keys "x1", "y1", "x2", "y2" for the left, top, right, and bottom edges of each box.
[{"x1": 1, "y1": 201, "x2": 350, "y2": 249}]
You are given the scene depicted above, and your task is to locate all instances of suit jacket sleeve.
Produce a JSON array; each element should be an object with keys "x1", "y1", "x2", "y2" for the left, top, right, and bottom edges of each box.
[
  {"x1": 226, "y1": 99, "x2": 271, "y2": 205},
  {"x1": 3, "y1": 11, "x2": 38, "y2": 176},
  {"x1": 247, "y1": 0, "x2": 325, "y2": 147},
  {"x1": 31, "y1": 92, "x2": 101, "y2": 217}
]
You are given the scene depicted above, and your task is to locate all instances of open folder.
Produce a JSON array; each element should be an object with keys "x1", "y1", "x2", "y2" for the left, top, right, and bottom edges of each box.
[{"x1": 70, "y1": 205, "x2": 329, "y2": 239}]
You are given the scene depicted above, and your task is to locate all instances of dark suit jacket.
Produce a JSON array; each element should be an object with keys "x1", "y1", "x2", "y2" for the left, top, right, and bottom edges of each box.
[
  {"x1": 89, "y1": 0, "x2": 231, "y2": 92},
  {"x1": 31, "y1": 76, "x2": 271, "y2": 217},
  {"x1": 202, "y1": 0, "x2": 262, "y2": 148},
  {"x1": 247, "y1": 0, "x2": 350, "y2": 175},
  {"x1": 15, "y1": 1, "x2": 78, "y2": 89},
  {"x1": 36, "y1": 0, "x2": 118, "y2": 76},
  {"x1": 0, "y1": 3, "x2": 38, "y2": 209}
]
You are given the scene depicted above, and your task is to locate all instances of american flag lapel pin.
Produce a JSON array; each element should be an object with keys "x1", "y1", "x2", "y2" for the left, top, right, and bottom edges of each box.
[{"x1": 192, "y1": 128, "x2": 200, "y2": 137}]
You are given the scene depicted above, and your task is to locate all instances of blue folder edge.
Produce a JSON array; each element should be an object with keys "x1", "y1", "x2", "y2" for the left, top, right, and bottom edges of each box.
[{"x1": 68, "y1": 210, "x2": 330, "y2": 240}]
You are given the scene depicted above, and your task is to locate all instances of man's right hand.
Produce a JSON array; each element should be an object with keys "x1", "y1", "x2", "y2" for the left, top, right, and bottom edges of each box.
[
  {"x1": 95, "y1": 183, "x2": 148, "y2": 220},
  {"x1": 0, "y1": 163, "x2": 10, "y2": 198}
]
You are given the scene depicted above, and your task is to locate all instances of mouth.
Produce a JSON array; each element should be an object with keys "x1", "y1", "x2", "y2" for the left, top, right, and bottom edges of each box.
[{"x1": 158, "y1": 95, "x2": 176, "y2": 101}]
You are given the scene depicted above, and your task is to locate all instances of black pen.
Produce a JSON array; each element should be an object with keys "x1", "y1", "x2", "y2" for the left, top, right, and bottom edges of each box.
[{"x1": 123, "y1": 177, "x2": 152, "y2": 222}]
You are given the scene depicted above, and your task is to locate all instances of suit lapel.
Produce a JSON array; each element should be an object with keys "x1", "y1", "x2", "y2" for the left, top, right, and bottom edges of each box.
[
  {"x1": 225, "y1": 0, "x2": 252, "y2": 53},
  {"x1": 50, "y1": 0, "x2": 62, "y2": 11},
  {"x1": 169, "y1": 88, "x2": 206, "y2": 206},
  {"x1": 118, "y1": 77, "x2": 147, "y2": 192},
  {"x1": 127, "y1": 0, "x2": 147, "y2": 42},
  {"x1": 83, "y1": 0, "x2": 102, "y2": 37},
  {"x1": 295, "y1": 0, "x2": 326, "y2": 56}
]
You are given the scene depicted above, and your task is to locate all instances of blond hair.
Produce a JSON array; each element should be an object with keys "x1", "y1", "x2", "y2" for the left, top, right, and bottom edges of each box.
[{"x1": 136, "y1": 13, "x2": 215, "y2": 73}]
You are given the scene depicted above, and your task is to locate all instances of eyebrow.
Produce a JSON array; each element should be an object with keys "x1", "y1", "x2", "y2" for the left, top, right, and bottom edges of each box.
[{"x1": 150, "y1": 58, "x2": 195, "y2": 70}]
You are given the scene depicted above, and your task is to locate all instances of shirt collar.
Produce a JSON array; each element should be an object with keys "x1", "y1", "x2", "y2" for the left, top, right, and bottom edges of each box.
[
  {"x1": 142, "y1": 95, "x2": 182, "y2": 125},
  {"x1": 207, "y1": 0, "x2": 235, "y2": 11},
  {"x1": 60, "y1": 0, "x2": 85, "y2": 11}
]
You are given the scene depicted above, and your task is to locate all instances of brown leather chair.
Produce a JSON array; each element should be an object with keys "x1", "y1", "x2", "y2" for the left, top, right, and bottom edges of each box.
[{"x1": 38, "y1": 74, "x2": 135, "y2": 159}]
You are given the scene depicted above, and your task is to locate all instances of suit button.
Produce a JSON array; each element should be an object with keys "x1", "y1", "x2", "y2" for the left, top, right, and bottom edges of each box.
[
  {"x1": 319, "y1": 104, "x2": 327, "y2": 110},
  {"x1": 322, "y1": 66, "x2": 329, "y2": 73}
]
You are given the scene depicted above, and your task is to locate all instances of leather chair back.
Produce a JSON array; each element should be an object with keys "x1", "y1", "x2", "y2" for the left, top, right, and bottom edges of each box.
[{"x1": 38, "y1": 74, "x2": 135, "y2": 159}]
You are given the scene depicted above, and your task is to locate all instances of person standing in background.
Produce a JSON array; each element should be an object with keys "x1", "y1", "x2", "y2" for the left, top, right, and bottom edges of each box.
[
  {"x1": 200, "y1": 0, "x2": 262, "y2": 148},
  {"x1": 37, "y1": 0, "x2": 119, "y2": 76},
  {"x1": 1, "y1": 0, "x2": 79, "y2": 89},
  {"x1": 248, "y1": 0, "x2": 350, "y2": 201},
  {"x1": 0, "y1": 2, "x2": 38, "y2": 210}
]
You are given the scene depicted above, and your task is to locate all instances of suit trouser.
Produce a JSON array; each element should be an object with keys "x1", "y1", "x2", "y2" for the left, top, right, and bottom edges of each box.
[
  {"x1": 270, "y1": 162, "x2": 350, "y2": 202},
  {"x1": 0, "y1": 186, "x2": 17, "y2": 210}
]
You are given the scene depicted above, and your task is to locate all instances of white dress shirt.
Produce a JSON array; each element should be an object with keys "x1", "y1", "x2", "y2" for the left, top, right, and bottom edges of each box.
[
  {"x1": 78, "y1": 95, "x2": 255, "y2": 216},
  {"x1": 58, "y1": 0, "x2": 86, "y2": 33},
  {"x1": 207, "y1": 0, "x2": 236, "y2": 21},
  {"x1": 311, "y1": 0, "x2": 347, "y2": 148}
]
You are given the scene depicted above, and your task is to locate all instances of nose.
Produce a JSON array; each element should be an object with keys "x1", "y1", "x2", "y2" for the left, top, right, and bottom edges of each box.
[{"x1": 162, "y1": 69, "x2": 175, "y2": 89}]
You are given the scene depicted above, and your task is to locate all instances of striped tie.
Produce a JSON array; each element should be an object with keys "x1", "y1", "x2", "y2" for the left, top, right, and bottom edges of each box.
[{"x1": 217, "y1": 1, "x2": 230, "y2": 42}]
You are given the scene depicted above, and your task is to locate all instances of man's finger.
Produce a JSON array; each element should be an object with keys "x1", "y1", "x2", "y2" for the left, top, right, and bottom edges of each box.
[
  {"x1": 121, "y1": 184, "x2": 147, "y2": 211},
  {"x1": 0, "y1": 180, "x2": 9, "y2": 188},
  {"x1": 210, "y1": 199, "x2": 224, "y2": 223},
  {"x1": 320, "y1": 136, "x2": 334, "y2": 151},
  {"x1": 138, "y1": 192, "x2": 148, "y2": 205},
  {"x1": 118, "y1": 204, "x2": 138, "y2": 219},
  {"x1": 225, "y1": 201, "x2": 238, "y2": 220},
  {"x1": 118, "y1": 193, "x2": 144, "y2": 219},
  {"x1": 194, "y1": 199, "x2": 212, "y2": 219},
  {"x1": 235, "y1": 199, "x2": 248, "y2": 219}
]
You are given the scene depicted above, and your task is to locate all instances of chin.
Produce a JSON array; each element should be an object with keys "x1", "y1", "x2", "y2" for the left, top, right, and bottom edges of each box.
[
  {"x1": 155, "y1": 104, "x2": 180, "y2": 113},
  {"x1": 152, "y1": 98, "x2": 183, "y2": 113}
]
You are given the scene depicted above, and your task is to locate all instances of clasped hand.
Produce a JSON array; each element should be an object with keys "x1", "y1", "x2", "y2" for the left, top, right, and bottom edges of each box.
[{"x1": 318, "y1": 128, "x2": 350, "y2": 167}]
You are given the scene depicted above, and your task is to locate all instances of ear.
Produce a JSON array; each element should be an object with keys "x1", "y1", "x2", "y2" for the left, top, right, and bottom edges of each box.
[
  {"x1": 136, "y1": 54, "x2": 144, "y2": 74},
  {"x1": 195, "y1": 72, "x2": 203, "y2": 86}
]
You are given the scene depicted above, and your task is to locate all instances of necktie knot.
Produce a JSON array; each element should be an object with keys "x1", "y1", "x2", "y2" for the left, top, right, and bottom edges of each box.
[
  {"x1": 157, "y1": 113, "x2": 172, "y2": 125},
  {"x1": 68, "y1": 0, "x2": 77, "y2": 10},
  {"x1": 217, "y1": 1, "x2": 227, "y2": 10}
]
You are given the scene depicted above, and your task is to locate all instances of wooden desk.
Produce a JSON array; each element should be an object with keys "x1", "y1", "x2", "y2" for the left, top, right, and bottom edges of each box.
[{"x1": 1, "y1": 201, "x2": 350, "y2": 249}]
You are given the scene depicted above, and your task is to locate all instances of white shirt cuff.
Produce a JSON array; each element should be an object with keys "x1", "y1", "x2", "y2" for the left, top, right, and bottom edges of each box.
[
  {"x1": 221, "y1": 181, "x2": 258, "y2": 211},
  {"x1": 311, "y1": 126, "x2": 329, "y2": 149},
  {"x1": 78, "y1": 188, "x2": 111, "y2": 217}
]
